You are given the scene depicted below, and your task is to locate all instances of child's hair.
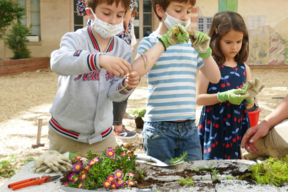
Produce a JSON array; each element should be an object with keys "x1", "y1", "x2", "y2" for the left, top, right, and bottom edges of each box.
[
  {"x1": 131, "y1": 8, "x2": 138, "y2": 18},
  {"x1": 208, "y1": 11, "x2": 249, "y2": 66},
  {"x1": 152, "y1": 0, "x2": 196, "y2": 21},
  {"x1": 85, "y1": 0, "x2": 130, "y2": 11}
]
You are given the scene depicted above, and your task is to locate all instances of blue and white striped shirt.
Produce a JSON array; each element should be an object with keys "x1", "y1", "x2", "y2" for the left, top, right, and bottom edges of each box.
[{"x1": 136, "y1": 32, "x2": 204, "y2": 122}]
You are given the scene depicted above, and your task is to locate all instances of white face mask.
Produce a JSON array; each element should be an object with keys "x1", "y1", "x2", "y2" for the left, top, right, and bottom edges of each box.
[
  {"x1": 88, "y1": 8, "x2": 124, "y2": 38},
  {"x1": 163, "y1": 12, "x2": 191, "y2": 30}
]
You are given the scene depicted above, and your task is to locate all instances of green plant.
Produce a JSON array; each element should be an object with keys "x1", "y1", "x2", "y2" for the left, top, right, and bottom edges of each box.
[
  {"x1": 177, "y1": 177, "x2": 194, "y2": 186},
  {"x1": 128, "y1": 108, "x2": 146, "y2": 118},
  {"x1": 0, "y1": 0, "x2": 25, "y2": 40},
  {"x1": 23, "y1": 157, "x2": 35, "y2": 165},
  {"x1": 0, "y1": 155, "x2": 17, "y2": 178},
  {"x1": 247, "y1": 155, "x2": 288, "y2": 186},
  {"x1": 211, "y1": 169, "x2": 219, "y2": 181},
  {"x1": 170, "y1": 151, "x2": 187, "y2": 164},
  {"x1": 192, "y1": 163, "x2": 214, "y2": 171},
  {"x1": 62, "y1": 144, "x2": 143, "y2": 190},
  {"x1": 5, "y1": 22, "x2": 31, "y2": 59},
  {"x1": 226, "y1": 175, "x2": 234, "y2": 180}
]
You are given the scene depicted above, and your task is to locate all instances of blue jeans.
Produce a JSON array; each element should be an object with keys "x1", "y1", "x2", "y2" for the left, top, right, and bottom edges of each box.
[{"x1": 142, "y1": 120, "x2": 202, "y2": 162}]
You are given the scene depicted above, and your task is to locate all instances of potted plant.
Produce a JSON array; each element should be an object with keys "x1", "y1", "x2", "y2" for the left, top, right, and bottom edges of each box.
[{"x1": 128, "y1": 108, "x2": 146, "y2": 129}]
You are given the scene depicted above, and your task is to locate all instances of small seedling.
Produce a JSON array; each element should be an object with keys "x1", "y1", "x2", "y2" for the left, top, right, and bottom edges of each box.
[
  {"x1": 211, "y1": 169, "x2": 219, "y2": 181},
  {"x1": 170, "y1": 151, "x2": 187, "y2": 164},
  {"x1": 226, "y1": 175, "x2": 234, "y2": 180},
  {"x1": 177, "y1": 177, "x2": 194, "y2": 186}
]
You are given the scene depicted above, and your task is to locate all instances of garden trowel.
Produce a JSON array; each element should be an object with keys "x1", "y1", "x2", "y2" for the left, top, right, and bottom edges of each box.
[{"x1": 135, "y1": 154, "x2": 184, "y2": 167}]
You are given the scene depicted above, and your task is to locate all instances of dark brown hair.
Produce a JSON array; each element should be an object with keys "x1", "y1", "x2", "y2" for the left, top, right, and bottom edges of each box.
[
  {"x1": 131, "y1": 8, "x2": 138, "y2": 17},
  {"x1": 152, "y1": 0, "x2": 196, "y2": 21},
  {"x1": 85, "y1": 0, "x2": 130, "y2": 11},
  {"x1": 208, "y1": 11, "x2": 249, "y2": 66}
]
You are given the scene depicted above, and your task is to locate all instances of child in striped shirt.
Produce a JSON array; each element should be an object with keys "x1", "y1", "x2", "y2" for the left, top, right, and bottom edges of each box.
[{"x1": 132, "y1": 0, "x2": 221, "y2": 162}]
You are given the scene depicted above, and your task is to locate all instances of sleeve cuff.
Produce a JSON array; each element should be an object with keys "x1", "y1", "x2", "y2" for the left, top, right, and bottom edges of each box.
[{"x1": 87, "y1": 53, "x2": 102, "y2": 71}]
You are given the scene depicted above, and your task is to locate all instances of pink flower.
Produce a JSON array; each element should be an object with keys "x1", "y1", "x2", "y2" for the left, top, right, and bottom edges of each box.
[
  {"x1": 106, "y1": 149, "x2": 115, "y2": 158},
  {"x1": 126, "y1": 180, "x2": 135, "y2": 186},
  {"x1": 73, "y1": 163, "x2": 82, "y2": 171},
  {"x1": 88, "y1": 157, "x2": 99, "y2": 166},
  {"x1": 111, "y1": 182, "x2": 117, "y2": 189},
  {"x1": 64, "y1": 181, "x2": 69, "y2": 186},
  {"x1": 78, "y1": 182, "x2": 84, "y2": 189},
  {"x1": 114, "y1": 170, "x2": 123, "y2": 179},
  {"x1": 116, "y1": 179, "x2": 124, "y2": 187},
  {"x1": 121, "y1": 152, "x2": 127, "y2": 157},
  {"x1": 80, "y1": 170, "x2": 86, "y2": 174},
  {"x1": 127, "y1": 172, "x2": 135, "y2": 177},
  {"x1": 84, "y1": 166, "x2": 91, "y2": 171},
  {"x1": 72, "y1": 175, "x2": 79, "y2": 183},
  {"x1": 80, "y1": 172, "x2": 87, "y2": 181},
  {"x1": 107, "y1": 175, "x2": 115, "y2": 182},
  {"x1": 68, "y1": 173, "x2": 75, "y2": 182},
  {"x1": 103, "y1": 180, "x2": 111, "y2": 188},
  {"x1": 74, "y1": 155, "x2": 82, "y2": 160}
]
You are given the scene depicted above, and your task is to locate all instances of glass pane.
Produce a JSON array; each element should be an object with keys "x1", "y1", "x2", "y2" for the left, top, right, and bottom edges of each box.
[
  {"x1": 18, "y1": 0, "x2": 26, "y2": 8},
  {"x1": 133, "y1": 19, "x2": 139, "y2": 27},
  {"x1": 73, "y1": 0, "x2": 77, "y2": 12},
  {"x1": 74, "y1": 26, "x2": 83, "y2": 31},
  {"x1": 134, "y1": 26, "x2": 139, "y2": 39},
  {"x1": 143, "y1": 27, "x2": 152, "y2": 37},
  {"x1": 18, "y1": 0, "x2": 27, "y2": 25},
  {"x1": 30, "y1": 0, "x2": 40, "y2": 11},
  {"x1": 74, "y1": 13, "x2": 83, "y2": 25},
  {"x1": 31, "y1": 25, "x2": 40, "y2": 36},
  {"x1": 31, "y1": 12, "x2": 40, "y2": 25},
  {"x1": 143, "y1": 0, "x2": 152, "y2": 12},
  {"x1": 143, "y1": 14, "x2": 152, "y2": 25}
]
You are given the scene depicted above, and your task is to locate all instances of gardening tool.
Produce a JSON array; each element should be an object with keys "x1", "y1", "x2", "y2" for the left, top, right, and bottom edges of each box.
[
  {"x1": 32, "y1": 118, "x2": 45, "y2": 148},
  {"x1": 135, "y1": 154, "x2": 184, "y2": 167},
  {"x1": 8, "y1": 175, "x2": 61, "y2": 190}
]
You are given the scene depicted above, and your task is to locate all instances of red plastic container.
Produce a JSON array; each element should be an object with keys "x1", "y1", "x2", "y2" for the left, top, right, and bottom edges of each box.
[{"x1": 248, "y1": 108, "x2": 262, "y2": 127}]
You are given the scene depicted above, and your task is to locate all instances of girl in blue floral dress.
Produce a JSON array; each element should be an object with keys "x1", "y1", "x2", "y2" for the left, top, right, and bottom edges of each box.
[{"x1": 196, "y1": 11, "x2": 254, "y2": 160}]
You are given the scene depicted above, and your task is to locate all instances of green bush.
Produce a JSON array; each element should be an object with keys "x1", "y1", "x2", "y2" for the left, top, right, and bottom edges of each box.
[
  {"x1": 5, "y1": 23, "x2": 31, "y2": 59},
  {"x1": 0, "y1": 0, "x2": 25, "y2": 40}
]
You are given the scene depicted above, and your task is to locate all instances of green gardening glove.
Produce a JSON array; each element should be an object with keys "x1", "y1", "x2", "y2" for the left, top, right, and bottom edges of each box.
[
  {"x1": 241, "y1": 78, "x2": 265, "y2": 104},
  {"x1": 189, "y1": 31, "x2": 211, "y2": 59},
  {"x1": 160, "y1": 24, "x2": 189, "y2": 49},
  {"x1": 217, "y1": 89, "x2": 249, "y2": 105}
]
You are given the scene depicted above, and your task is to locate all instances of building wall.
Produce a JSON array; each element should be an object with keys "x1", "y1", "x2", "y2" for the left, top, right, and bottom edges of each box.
[
  {"x1": 0, "y1": 0, "x2": 73, "y2": 59},
  {"x1": 1, "y1": 0, "x2": 288, "y2": 59}
]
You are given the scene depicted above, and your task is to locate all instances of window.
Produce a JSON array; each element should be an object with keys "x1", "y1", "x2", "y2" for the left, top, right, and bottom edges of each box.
[
  {"x1": 133, "y1": 0, "x2": 152, "y2": 39},
  {"x1": 219, "y1": 0, "x2": 238, "y2": 12},
  {"x1": 198, "y1": 17, "x2": 213, "y2": 34},
  {"x1": 73, "y1": 0, "x2": 84, "y2": 31},
  {"x1": 18, "y1": 0, "x2": 41, "y2": 36}
]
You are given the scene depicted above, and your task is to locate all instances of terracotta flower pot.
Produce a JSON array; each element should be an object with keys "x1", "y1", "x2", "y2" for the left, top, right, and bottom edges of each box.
[{"x1": 135, "y1": 117, "x2": 144, "y2": 129}]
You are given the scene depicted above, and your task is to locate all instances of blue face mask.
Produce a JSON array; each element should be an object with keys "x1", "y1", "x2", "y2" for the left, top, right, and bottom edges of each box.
[{"x1": 163, "y1": 12, "x2": 191, "y2": 30}]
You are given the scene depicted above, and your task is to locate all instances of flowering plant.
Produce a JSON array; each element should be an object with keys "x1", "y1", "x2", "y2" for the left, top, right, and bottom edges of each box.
[{"x1": 61, "y1": 144, "x2": 145, "y2": 190}]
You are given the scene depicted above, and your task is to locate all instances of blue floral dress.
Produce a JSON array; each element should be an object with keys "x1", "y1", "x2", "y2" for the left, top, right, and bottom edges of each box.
[
  {"x1": 76, "y1": 0, "x2": 137, "y2": 45},
  {"x1": 198, "y1": 63, "x2": 250, "y2": 160}
]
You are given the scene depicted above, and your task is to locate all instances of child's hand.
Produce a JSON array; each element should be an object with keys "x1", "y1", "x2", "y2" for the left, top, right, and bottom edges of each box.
[
  {"x1": 217, "y1": 89, "x2": 249, "y2": 105},
  {"x1": 99, "y1": 55, "x2": 131, "y2": 77},
  {"x1": 124, "y1": 71, "x2": 140, "y2": 90},
  {"x1": 160, "y1": 24, "x2": 189, "y2": 49},
  {"x1": 189, "y1": 31, "x2": 212, "y2": 59},
  {"x1": 242, "y1": 78, "x2": 265, "y2": 104}
]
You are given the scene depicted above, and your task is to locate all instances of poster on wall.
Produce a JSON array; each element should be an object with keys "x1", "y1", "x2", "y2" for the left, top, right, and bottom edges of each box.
[
  {"x1": 269, "y1": 29, "x2": 286, "y2": 65},
  {"x1": 248, "y1": 26, "x2": 270, "y2": 65}
]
